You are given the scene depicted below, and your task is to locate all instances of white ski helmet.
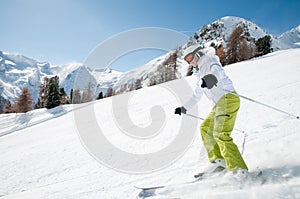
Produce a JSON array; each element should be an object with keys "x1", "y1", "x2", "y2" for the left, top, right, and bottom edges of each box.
[{"x1": 183, "y1": 44, "x2": 204, "y2": 62}]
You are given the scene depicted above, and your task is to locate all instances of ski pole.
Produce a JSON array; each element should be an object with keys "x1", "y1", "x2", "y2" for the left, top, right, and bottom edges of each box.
[
  {"x1": 224, "y1": 89, "x2": 300, "y2": 120},
  {"x1": 184, "y1": 113, "x2": 205, "y2": 121}
]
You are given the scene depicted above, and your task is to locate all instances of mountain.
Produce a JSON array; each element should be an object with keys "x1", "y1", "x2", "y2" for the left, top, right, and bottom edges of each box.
[
  {"x1": 194, "y1": 16, "x2": 300, "y2": 51},
  {"x1": 1, "y1": 16, "x2": 300, "y2": 108},
  {"x1": 0, "y1": 48, "x2": 299, "y2": 198},
  {"x1": 195, "y1": 16, "x2": 268, "y2": 47},
  {"x1": 91, "y1": 67, "x2": 123, "y2": 96},
  {"x1": 0, "y1": 50, "x2": 47, "y2": 104},
  {"x1": 273, "y1": 25, "x2": 300, "y2": 50},
  {"x1": 60, "y1": 65, "x2": 97, "y2": 97},
  {"x1": 0, "y1": 51, "x2": 111, "y2": 106}
]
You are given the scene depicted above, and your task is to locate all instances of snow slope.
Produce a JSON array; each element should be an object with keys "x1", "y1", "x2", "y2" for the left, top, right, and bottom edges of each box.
[{"x1": 1, "y1": 51, "x2": 300, "y2": 199}]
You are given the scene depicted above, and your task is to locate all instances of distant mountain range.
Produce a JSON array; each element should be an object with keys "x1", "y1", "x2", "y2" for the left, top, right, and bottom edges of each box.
[{"x1": 1, "y1": 16, "x2": 300, "y2": 106}]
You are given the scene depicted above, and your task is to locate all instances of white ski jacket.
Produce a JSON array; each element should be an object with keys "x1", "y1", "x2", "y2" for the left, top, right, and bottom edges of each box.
[{"x1": 184, "y1": 48, "x2": 235, "y2": 110}]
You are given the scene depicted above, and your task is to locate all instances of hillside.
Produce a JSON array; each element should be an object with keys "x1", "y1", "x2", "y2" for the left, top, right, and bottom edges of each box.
[{"x1": 0, "y1": 48, "x2": 300, "y2": 198}]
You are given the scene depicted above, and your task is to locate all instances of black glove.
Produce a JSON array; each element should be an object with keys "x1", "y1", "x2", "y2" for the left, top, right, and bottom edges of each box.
[
  {"x1": 175, "y1": 107, "x2": 187, "y2": 115},
  {"x1": 201, "y1": 74, "x2": 218, "y2": 89}
]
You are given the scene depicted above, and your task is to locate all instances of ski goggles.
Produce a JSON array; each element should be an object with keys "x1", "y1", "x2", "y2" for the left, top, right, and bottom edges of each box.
[{"x1": 184, "y1": 52, "x2": 195, "y2": 64}]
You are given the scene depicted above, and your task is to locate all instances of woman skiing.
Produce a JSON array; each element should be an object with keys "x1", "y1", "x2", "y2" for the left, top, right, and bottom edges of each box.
[{"x1": 175, "y1": 44, "x2": 248, "y2": 179}]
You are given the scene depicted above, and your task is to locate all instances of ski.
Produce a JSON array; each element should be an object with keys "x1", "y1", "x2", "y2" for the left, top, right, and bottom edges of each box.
[
  {"x1": 136, "y1": 170, "x2": 265, "y2": 198},
  {"x1": 135, "y1": 170, "x2": 226, "y2": 198}
]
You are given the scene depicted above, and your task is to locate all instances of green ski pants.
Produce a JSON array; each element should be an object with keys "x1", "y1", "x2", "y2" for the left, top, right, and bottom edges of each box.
[{"x1": 200, "y1": 92, "x2": 248, "y2": 171}]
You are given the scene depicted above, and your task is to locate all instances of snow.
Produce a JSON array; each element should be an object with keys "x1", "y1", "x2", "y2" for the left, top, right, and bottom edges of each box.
[
  {"x1": 4, "y1": 60, "x2": 16, "y2": 66},
  {"x1": 1, "y1": 48, "x2": 300, "y2": 198},
  {"x1": 217, "y1": 16, "x2": 267, "y2": 40},
  {"x1": 277, "y1": 25, "x2": 300, "y2": 50}
]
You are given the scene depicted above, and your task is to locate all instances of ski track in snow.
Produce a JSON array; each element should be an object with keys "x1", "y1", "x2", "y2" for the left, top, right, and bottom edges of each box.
[{"x1": 0, "y1": 49, "x2": 300, "y2": 198}]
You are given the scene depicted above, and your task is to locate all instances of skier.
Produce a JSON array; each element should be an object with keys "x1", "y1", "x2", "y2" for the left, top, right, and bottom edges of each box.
[{"x1": 175, "y1": 44, "x2": 248, "y2": 180}]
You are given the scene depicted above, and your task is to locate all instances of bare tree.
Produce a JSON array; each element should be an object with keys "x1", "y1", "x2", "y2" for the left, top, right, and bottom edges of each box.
[
  {"x1": 226, "y1": 26, "x2": 244, "y2": 65},
  {"x1": 15, "y1": 87, "x2": 33, "y2": 113},
  {"x1": 105, "y1": 87, "x2": 114, "y2": 98},
  {"x1": 225, "y1": 25, "x2": 257, "y2": 65},
  {"x1": 73, "y1": 89, "x2": 81, "y2": 104},
  {"x1": 216, "y1": 44, "x2": 226, "y2": 66},
  {"x1": 82, "y1": 82, "x2": 94, "y2": 103},
  {"x1": 239, "y1": 39, "x2": 253, "y2": 62},
  {"x1": 4, "y1": 100, "x2": 13, "y2": 113},
  {"x1": 0, "y1": 100, "x2": 3, "y2": 114}
]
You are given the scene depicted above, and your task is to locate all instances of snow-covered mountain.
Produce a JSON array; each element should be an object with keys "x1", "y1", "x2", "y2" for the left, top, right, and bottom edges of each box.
[
  {"x1": 195, "y1": 16, "x2": 267, "y2": 47},
  {"x1": 194, "y1": 16, "x2": 300, "y2": 51},
  {"x1": 273, "y1": 25, "x2": 300, "y2": 50},
  {"x1": 0, "y1": 51, "x2": 118, "y2": 106},
  {"x1": 0, "y1": 50, "x2": 48, "y2": 104},
  {"x1": 60, "y1": 65, "x2": 97, "y2": 97},
  {"x1": 1, "y1": 16, "x2": 300, "y2": 108},
  {"x1": 1, "y1": 48, "x2": 300, "y2": 198}
]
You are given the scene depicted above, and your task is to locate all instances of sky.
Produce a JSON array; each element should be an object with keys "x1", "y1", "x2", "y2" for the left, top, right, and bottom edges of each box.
[{"x1": 1, "y1": 0, "x2": 300, "y2": 72}]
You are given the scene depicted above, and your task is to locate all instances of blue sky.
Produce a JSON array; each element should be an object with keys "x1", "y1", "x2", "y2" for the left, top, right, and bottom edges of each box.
[{"x1": 1, "y1": 0, "x2": 300, "y2": 71}]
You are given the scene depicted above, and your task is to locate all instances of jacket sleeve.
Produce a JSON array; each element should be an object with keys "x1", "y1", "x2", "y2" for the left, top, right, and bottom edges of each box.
[
  {"x1": 209, "y1": 60, "x2": 228, "y2": 91},
  {"x1": 183, "y1": 78, "x2": 203, "y2": 110},
  {"x1": 208, "y1": 56, "x2": 223, "y2": 82}
]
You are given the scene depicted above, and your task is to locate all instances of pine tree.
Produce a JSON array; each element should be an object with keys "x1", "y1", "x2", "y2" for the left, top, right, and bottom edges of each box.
[
  {"x1": 34, "y1": 98, "x2": 42, "y2": 109},
  {"x1": 69, "y1": 89, "x2": 74, "y2": 104},
  {"x1": 134, "y1": 78, "x2": 142, "y2": 90},
  {"x1": 15, "y1": 87, "x2": 33, "y2": 113},
  {"x1": 59, "y1": 88, "x2": 68, "y2": 105},
  {"x1": 46, "y1": 75, "x2": 61, "y2": 109},
  {"x1": 37, "y1": 77, "x2": 49, "y2": 108},
  {"x1": 96, "y1": 92, "x2": 103, "y2": 100},
  {"x1": 148, "y1": 75, "x2": 156, "y2": 86},
  {"x1": 256, "y1": 35, "x2": 272, "y2": 56}
]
